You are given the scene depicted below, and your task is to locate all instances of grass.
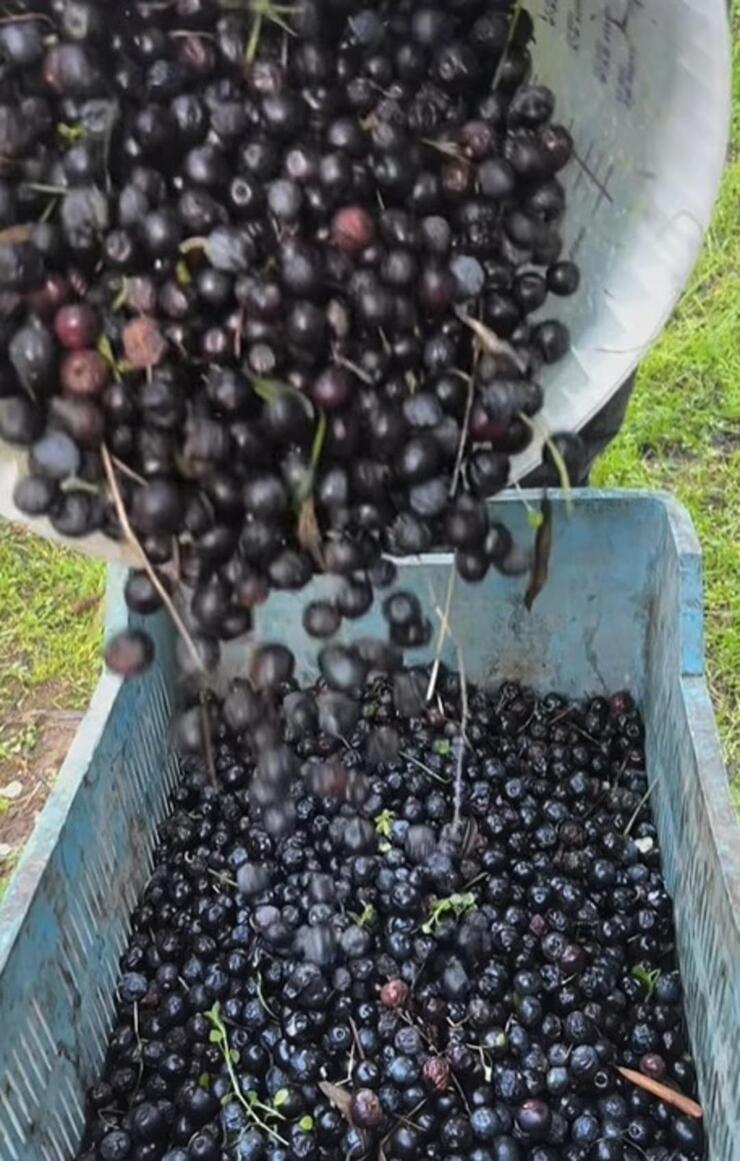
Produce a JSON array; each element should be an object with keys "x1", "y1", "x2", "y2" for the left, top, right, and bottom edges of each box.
[
  {"x1": 0, "y1": 525, "x2": 105, "y2": 721},
  {"x1": 0, "y1": 525, "x2": 104, "y2": 898},
  {"x1": 593, "y1": 10, "x2": 740, "y2": 791}
]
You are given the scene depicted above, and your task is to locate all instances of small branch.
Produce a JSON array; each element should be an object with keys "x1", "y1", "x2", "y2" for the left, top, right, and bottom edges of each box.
[
  {"x1": 492, "y1": 0, "x2": 524, "y2": 90},
  {"x1": 453, "y1": 641, "x2": 469, "y2": 831},
  {"x1": 450, "y1": 373, "x2": 474, "y2": 498},
  {"x1": 428, "y1": 594, "x2": 470, "y2": 830},
  {"x1": 111, "y1": 455, "x2": 146, "y2": 487},
  {"x1": 200, "y1": 691, "x2": 218, "y2": 787},
  {"x1": 399, "y1": 751, "x2": 451, "y2": 786},
  {"x1": 623, "y1": 781, "x2": 657, "y2": 838},
  {"x1": 169, "y1": 28, "x2": 216, "y2": 38},
  {"x1": 333, "y1": 352, "x2": 374, "y2": 385},
  {"x1": 518, "y1": 413, "x2": 574, "y2": 514},
  {"x1": 348, "y1": 1017, "x2": 366, "y2": 1061},
  {"x1": 617, "y1": 1067, "x2": 702, "y2": 1119},
  {"x1": 456, "y1": 309, "x2": 527, "y2": 374},
  {"x1": 101, "y1": 445, "x2": 206, "y2": 678},
  {"x1": 0, "y1": 13, "x2": 57, "y2": 26},
  {"x1": 426, "y1": 568, "x2": 456, "y2": 703}
]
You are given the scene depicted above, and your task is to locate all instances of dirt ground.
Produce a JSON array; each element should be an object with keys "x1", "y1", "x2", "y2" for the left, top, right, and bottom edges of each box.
[{"x1": 0, "y1": 701, "x2": 85, "y2": 889}]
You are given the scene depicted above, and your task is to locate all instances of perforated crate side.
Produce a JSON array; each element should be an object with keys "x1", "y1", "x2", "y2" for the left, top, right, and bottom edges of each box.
[
  {"x1": 644, "y1": 500, "x2": 740, "y2": 1161},
  {"x1": 0, "y1": 572, "x2": 178, "y2": 1161}
]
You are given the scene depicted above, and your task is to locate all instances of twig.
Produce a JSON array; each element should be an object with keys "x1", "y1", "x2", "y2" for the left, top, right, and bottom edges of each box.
[
  {"x1": 449, "y1": 373, "x2": 475, "y2": 498},
  {"x1": 333, "y1": 352, "x2": 375, "y2": 385},
  {"x1": 101, "y1": 445, "x2": 206, "y2": 678},
  {"x1": 206, "y1": 867, "x2": 239, "y2": 889},
  {"x1": 132, "y1": 1001, "x2": 144, "y2": 1094},
  {"x1": 399, "y1": 751, "x2": 451, "y2": 785},
  {"x1": 453, "y1": 641, "x2": 469, "y2": 832},
  {"x1": 623, "y1": 781, "x2": 657, "y2": 838},
  {"x1": 428, "y1": 596, "x2": 470, "y2": 829},
  {"x1": 492, "y1": 0, "x2": 524, "y2": 90},
  {"x1": 168, "y1": 28, "x2": 216, "y2": 38},
  {"x1": 450, "y1": 1069, "x2": 472, "y2": 1115},
  {"x1": 348, "y1": 1017, "x2": 366, "y2": 1061},
  {"x1": 426, "y1": 568, "x2": 456, "y2": 703},
  {"x1": 200, "y1": 691, "x2": 217, "y2": 787},
  {"x1": 617, "y1": 1067, "x2": 702, "y2": 1119},
  {"x1": 0, "y1": 13, "x2": 56, "y2": 25},
  {"x1": 111, "y1": 455, "x2": 146, "y2": 487},
  {"x1": 518, "y1": 412, "x2": 573, "y2": 514},
  {"x1": 455, "y1": 309, "x2": 527, "y2": 374}
]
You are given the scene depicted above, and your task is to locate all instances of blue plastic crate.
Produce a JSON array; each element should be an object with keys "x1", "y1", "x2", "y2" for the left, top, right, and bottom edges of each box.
[{"x1": 0, "y1": 490, "x2": 738, "y2": 1160}]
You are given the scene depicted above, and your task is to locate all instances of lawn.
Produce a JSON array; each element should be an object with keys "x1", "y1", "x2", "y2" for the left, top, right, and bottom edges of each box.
[
  {"x1": 0, "y1": 15, "x2": 738, "y2": 897},
  {"x1": 0, "y1": 527, "x2": 104, "y2": 895}
]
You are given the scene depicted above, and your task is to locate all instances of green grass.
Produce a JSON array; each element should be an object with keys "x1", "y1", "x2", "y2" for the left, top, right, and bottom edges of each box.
[
  {"x1": 0, "y1": 525, "x2": 104, "y2": 731},
  {"x1": 0, "y1": 526, "x2": 104, "y2": 895},
  {"x1": 594, "y1": 12, "x2": 740, "y2": 789}
]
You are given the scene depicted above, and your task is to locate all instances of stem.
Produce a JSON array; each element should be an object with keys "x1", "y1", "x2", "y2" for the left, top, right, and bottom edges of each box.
[
  {"x1": 399, "y1": 752, "x2": 451, "y2": 785},
  {"x1": 449, "y1": 373, "x2": 474, "y2": 498},
  {"x1": 255, "y1": 964, "x2": 279, "y2": 1021},
  {"x1": 101, "y1": 445, "x2": 206, "y2": 678},
  {"x1": 179, "y1": 235, "x2": 208, "y2": 254},
  {"x1": 245, "y1": 7, "x2": 263, "y2": 62},
  {"x1": 453, "y1": 641, "x2": 469, "y2": 831},
  {"x1": 200, "y1": 691, "x2": 218, "y2": 787},
  {"x1": 623, "y1": 781, "x2": 657, "y2": 838},
  {"x1": 518, "y1": 412, "x2": 573, "y2": 512},
  {"x1": 456, "y1": 309, "x2": 527, "y2": 374},
  {"x1": 492, "y1": 0, "x2": 524, "y2": 90},
  {"x1": 0, "y1": 12, "x2": 56, "y2": 26},
  {"x1": 169, "y1": 28, "x2": 216, "y2": 38},
  {"x1": 426, "y1": 567, "x2": 456, "y2": 703},
  {"x1": 110, "y1": 456, "x2": 146, "y2": 487},
  {"x1": 217, "y1": 1020, "x2": 288, "y2": 1144},
  {"x1": 23, "y1": 182, "x2": 68, "y2": 196}
]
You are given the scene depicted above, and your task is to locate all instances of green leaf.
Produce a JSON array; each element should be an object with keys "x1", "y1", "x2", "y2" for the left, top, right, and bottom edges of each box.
[
  {"x1": 57, "y1": 122, "x2": 85, "y2": 144},
  {"x1": 378, "y1": 839, "x2": 391, "y2": 854},
  {"x1": 374, "y1": 809, "x2": 395, "y2": 839},
  {"x1": 527, "y1": 509, "x2": 545, "y2": 530},
  {"x1": 422, "y1": 891, "x2": 477, "y2": 934},
  {"x1": 298, "y1": 1115, "x2": 315, "y2": 1132},
  {"x1": 273, "y1": 1089, "x2": 289, "y2": 1109},
  {"x1": 353, "y1": 902, "x2": 377, "y2": 929},
  {"x1": 631, "y1": 964, "x2": 661, "y2": 999},
  {"x1": 229, "y1": 1048, "x2": 240, "y2": 1063},
  {"x1": 249, "y1": 376, "x2": 313, "y2": 418},
  {"x1": 175, "y1": 259, "x2": 192, "y2": 286},
  {"x1": 309, "y1": 411, "x2": 327, "y2": 475},
  {"x1": 208, "y1": 1029, "x2": 223, "y2": 1044},
  {"x1": 198, "y1": 1072, "x2": 211, "y2": 1089},
  {"x1": 96, "y1": 335, "x2": 122, "y2": 381},
  {"x1": 111, "y1": 278, "x2": 129, "y2": 313},
  {"x1": 433, "y1": 739, "x2": 451, "y2": 756},
  {"x1": 247, "y1": 1090, "x2": 259, "y2": 1105}
]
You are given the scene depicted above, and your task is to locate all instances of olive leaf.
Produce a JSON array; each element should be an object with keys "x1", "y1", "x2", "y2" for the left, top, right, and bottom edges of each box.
[
  {"x1": 297, "y1": 495, "x2": 325, "y2": 569},
  {"x1": 318, "y1": 1081, "x2": 353, "y2": 1124},
  {"x1": 525, "y1": 492, "x2": 552, "y2": 611}
]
